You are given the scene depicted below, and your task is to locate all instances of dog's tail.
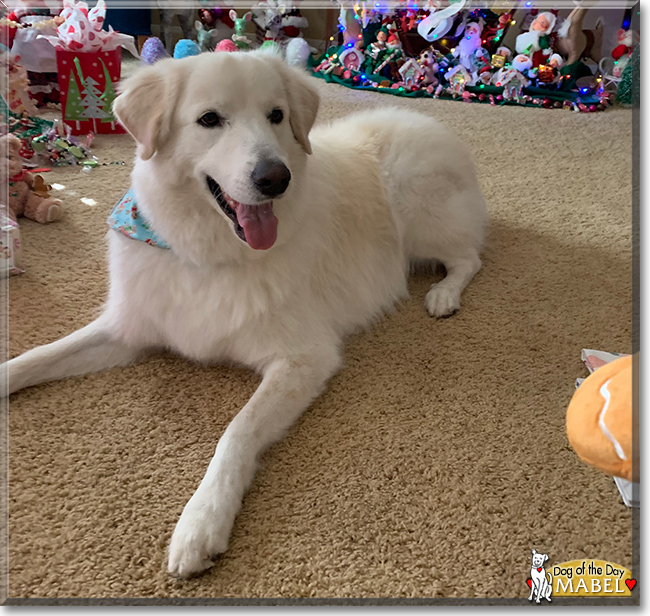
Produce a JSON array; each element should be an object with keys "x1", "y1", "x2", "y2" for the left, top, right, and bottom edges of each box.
[{"x1": 546, "y1": 572, "x2": 553, "y2": 586}]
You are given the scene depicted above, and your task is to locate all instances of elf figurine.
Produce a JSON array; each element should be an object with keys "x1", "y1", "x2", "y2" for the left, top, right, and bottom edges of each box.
[{"x1": 367, "y1": 26, "x2": 389, "y2": 61}]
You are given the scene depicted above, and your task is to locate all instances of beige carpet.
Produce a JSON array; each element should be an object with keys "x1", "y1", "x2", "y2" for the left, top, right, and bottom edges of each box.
[{"x1": 7, "y1": 80, "x2": 633, "y2": 600}]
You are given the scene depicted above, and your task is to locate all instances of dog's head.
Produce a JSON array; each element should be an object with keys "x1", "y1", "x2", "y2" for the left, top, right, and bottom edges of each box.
[
  {"x1": 531, "y1": 549, "x2": 548, "y2": 568},
  {"x1": 113, "y1": 50, "x2": 319, "y2": 252}
]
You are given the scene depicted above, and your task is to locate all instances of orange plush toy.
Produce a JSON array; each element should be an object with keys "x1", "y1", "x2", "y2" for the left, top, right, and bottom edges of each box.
[{"x1": 566, "y1": 354, "x2": 636, "y2": 482}]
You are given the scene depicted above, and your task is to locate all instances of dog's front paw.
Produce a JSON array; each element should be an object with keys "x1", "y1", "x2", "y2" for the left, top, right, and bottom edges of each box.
[
  {"x1": 167, "y1": 496, "x2": 232, "y2": 578},
  {"x1": 425, "y1": 284, "x2": 461, "y2": 318}
]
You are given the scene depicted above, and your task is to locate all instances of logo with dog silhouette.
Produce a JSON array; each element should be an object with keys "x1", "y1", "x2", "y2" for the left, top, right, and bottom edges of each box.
[
  {"x1": 525, "y1": 550, "x2": 637, "y2": 600},
  {"x1": 527, "y1": 549, "x2": 553, "y2": 603}
]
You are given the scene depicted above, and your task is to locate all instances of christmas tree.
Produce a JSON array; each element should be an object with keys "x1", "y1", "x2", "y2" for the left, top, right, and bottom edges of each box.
[
  {"x1": 81, "y1": 76, "x2": 110, "y2": 121},
  {"x1": 100, "y1": 60, "x2": 117, "y2": 123},
  {"x1": 65, "y1": 68, "x2": 85, "y2": 122},
  {"x1": 616, "y1": 44, "x2": 639, "y2": 106}
]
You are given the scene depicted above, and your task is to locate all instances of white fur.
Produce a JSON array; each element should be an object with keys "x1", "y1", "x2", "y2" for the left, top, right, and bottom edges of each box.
[{"x1": 1, "y1": 52, "x2": 487, "y2": 578}]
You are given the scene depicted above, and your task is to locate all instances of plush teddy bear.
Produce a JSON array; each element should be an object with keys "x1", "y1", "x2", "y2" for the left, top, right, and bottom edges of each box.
[{"x1": 1, "y1": 134, "x2": 62, "y2": 223}]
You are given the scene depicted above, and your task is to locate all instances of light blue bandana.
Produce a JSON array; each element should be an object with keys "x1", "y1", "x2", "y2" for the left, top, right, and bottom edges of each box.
[{"x1": 107, "y1": 189, "x2": 170, "y2": 249}]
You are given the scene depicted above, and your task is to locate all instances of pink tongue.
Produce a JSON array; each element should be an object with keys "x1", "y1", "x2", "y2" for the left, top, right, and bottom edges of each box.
[{"x1": 235, "y1": 202, "x2": 278, "y2": 250}]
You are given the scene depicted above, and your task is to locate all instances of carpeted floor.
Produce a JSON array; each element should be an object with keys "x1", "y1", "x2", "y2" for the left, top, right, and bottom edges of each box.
[{"x1": 7, "y1": 78, "x2": 633, "y2": 599}]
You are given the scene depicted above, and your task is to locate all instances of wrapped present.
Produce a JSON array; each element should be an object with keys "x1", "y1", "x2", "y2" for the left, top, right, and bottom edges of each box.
[
  {"x1": 56, "y1": 48, "x2": 124, "y2": 135},
  {"x1": 0, "y1": 208, "x2": 25, "y2": 277},
  {"x1": 37, "y1": 0, "x2": 139, "y2": 135}
]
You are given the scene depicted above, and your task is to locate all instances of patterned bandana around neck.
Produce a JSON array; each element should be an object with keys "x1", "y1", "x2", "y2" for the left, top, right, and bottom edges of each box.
[{"x1": 107, "y1": 188, "x2": 170, "y2": 249}]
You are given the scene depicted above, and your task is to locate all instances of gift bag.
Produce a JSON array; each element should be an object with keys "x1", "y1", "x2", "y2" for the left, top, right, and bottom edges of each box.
[{"x1": 56, "y1": 48, "x2": 124, "y2": 135}]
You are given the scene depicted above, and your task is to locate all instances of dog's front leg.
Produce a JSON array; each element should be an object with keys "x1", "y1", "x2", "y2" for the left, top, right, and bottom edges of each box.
[
  {"x1": 1, "y1": 317, "x2": 145, "y2": 396},
  {"x1": 167, "y1": 348, "x2": 342, "y2": 578}
]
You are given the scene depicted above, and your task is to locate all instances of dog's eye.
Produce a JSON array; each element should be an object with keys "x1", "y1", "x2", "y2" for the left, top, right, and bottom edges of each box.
[
  {"x1": 197, "y1": 111, "x2": 224, "y2": 128},
  {"x1": 268, "y1": 108, "x2": 284, "y2": 124}
]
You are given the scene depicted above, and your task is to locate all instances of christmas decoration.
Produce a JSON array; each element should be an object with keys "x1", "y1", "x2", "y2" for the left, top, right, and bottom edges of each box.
[
  {"x1": 611, "y1": 28, "x2": 639, "y2": 78},
  {"x1": 556, "y1": 6, "x2": 604, "y2": 66},
  {"x1": 516, "y1": 11, "x2": 555, "y2": 67},
  {"x1": 215, "y1": 39, "x2": 239, "y2": 53},
  {"x1": 286, "y1": 37, "x2": 311, "y2": 68},
  {"x1": 196, "y1": 20, "x2": 215, "y2": 51},
  {"x1": 616, "y1": 44, "x2": 639, "y2": 106},
  {"x1": 230, "y1": 10, "x2": 253, "y2": 50},
  {"x1": 252, "y1": 0, "x2": 307, "y2": 47},
  {"x1": 315, "y1": 3, "x2": 618, "y2": 113},
  {"x1": 173, "y1": 39, "x2": 201, "y2": 59},
  {"x1": 0, "y1": 52, "x2": 38, "y2": 115},
  {"x1": 141, "y1": 37, "x2": 169, "y2": 65}
]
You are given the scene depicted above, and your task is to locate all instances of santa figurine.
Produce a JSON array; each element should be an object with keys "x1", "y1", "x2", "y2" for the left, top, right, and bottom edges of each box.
[
  {"x1": 511, "y1": 53, "x2": 536, "y2": 78},
  {"x1": 454, "y1": 21, "x2": 486, "y2": 72},
  {"x1": 515, "y1": 11, "x2": 556, "y2": 66},
  {"x1": 611, "y1": 28, "x2": 640, "y2": 77}
]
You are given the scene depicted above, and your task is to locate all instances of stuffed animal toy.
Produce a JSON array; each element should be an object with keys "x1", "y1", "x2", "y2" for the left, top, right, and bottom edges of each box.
[
  {"x1": 1, "y1": 134, "x2": 62, "y2": 223},
  {"x1": 419, "y1": 47, "x2": 439, "y2": 87},
  {"x1": 556, "y1": 7, "x2": 604, "y2": 66},
  {"x1": 611, "y1": 28, "x2": 639, "y2": 77},
  {"x1": 566, "y1": 354, "x2": 635, "y2": 482},
  {"x1": 612, "y1": 28, "x2": 639, "y2": 61}
]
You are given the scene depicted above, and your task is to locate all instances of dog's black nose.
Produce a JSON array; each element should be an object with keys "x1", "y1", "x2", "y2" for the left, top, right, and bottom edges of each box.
[{"x1": 251, "y1": 160, "x2": 291, "y2": 198}]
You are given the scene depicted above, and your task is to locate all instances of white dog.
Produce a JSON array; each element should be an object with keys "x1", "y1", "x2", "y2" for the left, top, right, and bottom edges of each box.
[
  {"x1": 2, "y1": 51, "x2": 487, "y2": 578},
  {"x1": 529, "y1": 549, "x2": 553, "y2": 603}
]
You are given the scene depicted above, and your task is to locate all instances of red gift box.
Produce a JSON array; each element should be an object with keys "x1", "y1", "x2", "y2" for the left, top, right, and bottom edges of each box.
[{"x1": 56, "y1": 48, "x2": 125, "y2": 135}]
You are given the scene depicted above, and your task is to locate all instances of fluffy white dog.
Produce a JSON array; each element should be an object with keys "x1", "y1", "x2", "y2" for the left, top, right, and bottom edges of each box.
[{"x1": 2, "y1": 51, "x2": 487, "y2": 578}]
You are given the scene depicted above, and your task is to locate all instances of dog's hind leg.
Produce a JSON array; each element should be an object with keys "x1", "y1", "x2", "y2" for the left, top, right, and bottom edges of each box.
[
  {"x1": 1, "y1": 317, "x2": 144, "y2": 396},
  {"x1": 424, "y1": 250, "x2": 482, "y2": 318},
  {"x1": 167, "y1": 346, "x2": 342, "y2": 578}
]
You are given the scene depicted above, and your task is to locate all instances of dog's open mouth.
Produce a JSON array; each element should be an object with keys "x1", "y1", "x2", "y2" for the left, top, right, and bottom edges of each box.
[{"x1": 207, "y1": 176, "x2": 278, "y2": 250}]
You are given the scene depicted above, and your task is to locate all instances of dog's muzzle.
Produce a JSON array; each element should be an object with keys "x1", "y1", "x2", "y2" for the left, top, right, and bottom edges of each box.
[{"x1": 206, "y1": 176, "x2": 279, "y2": 251}]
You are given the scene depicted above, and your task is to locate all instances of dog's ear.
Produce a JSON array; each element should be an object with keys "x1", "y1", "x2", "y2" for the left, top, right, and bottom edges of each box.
[
  {"x1": 276, "y1": 62, "x2": 320, "y2": 155},
  {"x1": 544, "y1": 554, "x2": 549, "y2": 562},
  {"x1": 113, "y1": 60, "x2": 178, "y2": 161},
  {"x1": 531, "y1": 549, "x2": 537, "y2": 555}
]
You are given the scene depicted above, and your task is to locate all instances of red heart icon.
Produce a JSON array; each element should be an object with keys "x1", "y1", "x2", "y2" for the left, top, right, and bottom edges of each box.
[
  {"x1": 626, "y1": 579, "x2": 637, "y2": 591},
  {"x1": 537, "y1": 568, "x2": 542, "y2": 572},
  {"x1": 526, "y1": 579, "x2": 532, "y2": 588}
]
